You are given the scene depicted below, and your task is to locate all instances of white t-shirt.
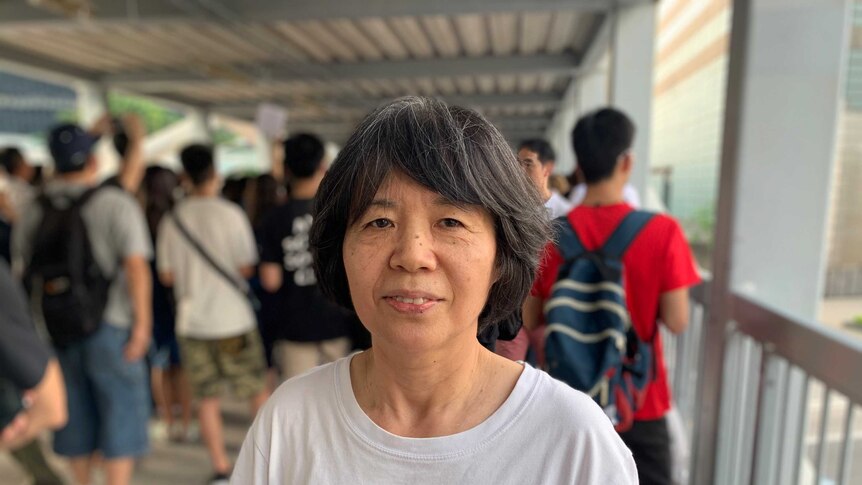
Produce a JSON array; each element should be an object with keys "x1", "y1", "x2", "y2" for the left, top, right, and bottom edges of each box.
[
  {"x1": 156, "y1": 197, "x2": 258, "y2": 339},
  {"x1": 545, "y1": 191, "x2": 574, "y2": 219},
  {"x1": 231, "y1": 355, "x2": 638, "y2": 485}
]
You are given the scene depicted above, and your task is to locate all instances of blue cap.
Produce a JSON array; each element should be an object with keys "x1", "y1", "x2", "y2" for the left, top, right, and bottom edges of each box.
[{"x1": 48, "y1": 123, "x2": 98, "y2": 173}]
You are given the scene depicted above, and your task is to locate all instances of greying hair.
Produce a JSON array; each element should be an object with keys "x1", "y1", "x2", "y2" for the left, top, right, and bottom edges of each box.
[{"x1": 310, "y1": 96, "x2": 551, "y2": 331}]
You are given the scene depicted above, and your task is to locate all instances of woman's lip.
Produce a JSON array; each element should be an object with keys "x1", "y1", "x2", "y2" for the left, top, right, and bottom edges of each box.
[
  {"x1": 382, "y1": 291, "x2": 443, "y2": 301},
  {"x1": 383, "y1": 296, "x2": 439, "y2": 314}
]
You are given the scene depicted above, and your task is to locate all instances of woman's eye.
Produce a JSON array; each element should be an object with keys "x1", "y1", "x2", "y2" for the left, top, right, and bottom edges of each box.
[
  {"x1": 440, "y1": 218, "x2": 463, "y2": 228},
  {"x1": 369, "y1": 218, "x2": 392, "y2": 229}
]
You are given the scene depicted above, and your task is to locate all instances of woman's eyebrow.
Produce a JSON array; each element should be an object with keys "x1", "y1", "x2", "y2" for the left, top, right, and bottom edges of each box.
[
  {"x1": 368, "y1": 199, "x2": 396, "y2": 209},
  {"x1": 432, "y1": 196, "x2": 474, "y2": 212}
]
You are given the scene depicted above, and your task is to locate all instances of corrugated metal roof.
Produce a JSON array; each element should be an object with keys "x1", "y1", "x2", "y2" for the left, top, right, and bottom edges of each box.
[{"x1": 0, "y1": 0, "x2": 626, "y2": 143}]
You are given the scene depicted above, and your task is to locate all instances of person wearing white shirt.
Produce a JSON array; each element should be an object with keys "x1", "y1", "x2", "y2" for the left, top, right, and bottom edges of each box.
[
  {"x1": 231, "y1": 97, "x2": 637, "y2": 485},
  {"x1": 516, "y1": 139, "x2": 573, "y2": 219}
]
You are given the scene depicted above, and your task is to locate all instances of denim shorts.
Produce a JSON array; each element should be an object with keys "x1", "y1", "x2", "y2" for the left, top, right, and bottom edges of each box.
[
  {"x1": 53, "y1": 324, "x2": 150, "y2": 459},
  {"x1": 148, "y1": 338, "x2": 181, "y2": 370}
]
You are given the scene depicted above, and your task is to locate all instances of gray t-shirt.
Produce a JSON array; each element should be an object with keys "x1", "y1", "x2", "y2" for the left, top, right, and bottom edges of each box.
[{"x1": 12, "y1": 181, "x2": 153, "y2": 329}]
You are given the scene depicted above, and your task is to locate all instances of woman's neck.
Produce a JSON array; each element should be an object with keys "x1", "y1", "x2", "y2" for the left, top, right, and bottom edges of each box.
[{"x1": 351, "y1": 340, "x2": 521, "y2": 438}]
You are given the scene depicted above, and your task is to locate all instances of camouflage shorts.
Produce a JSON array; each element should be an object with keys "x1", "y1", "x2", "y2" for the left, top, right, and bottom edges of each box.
[{"x1": 178, "y1": 330, "x2": 267, "y2": 400}]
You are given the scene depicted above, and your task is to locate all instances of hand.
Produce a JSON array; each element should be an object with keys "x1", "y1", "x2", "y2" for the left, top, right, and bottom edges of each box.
[
  {"x1": 0, "y1": 193, "x2": 16, "y2": 222},
  {"x1": 0, "y1": 411, "x2": 29, "y2": 450},
  {"x1": 122, "y1": 113, "x2": 146, "y2": 142},
  {"x1": 0, "y1": 390, "x2": 36, "y2": 451},
  {"x1": 124, "y1": 330, "x2": 150, "y2": 362},
  {"x1": 89, "y1": 113, "x2": 113, "y2": 137}
]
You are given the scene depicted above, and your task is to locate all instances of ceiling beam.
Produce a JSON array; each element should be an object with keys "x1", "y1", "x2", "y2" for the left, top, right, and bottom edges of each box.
[
  {"x1": 0, "y1": 40, "x2": 210, "y2": 112},
  {"x1": 0, "y1": 0, "x2": 644, "y2": 26},
  {"x1": 0, "y1": 40, "x2": 100, "y2": 83},
  {"x1": 213, "y1": 92, "x2": 563, "y2": 117},
  {"x1": 105, "y1": 54, "x2": 578, "y2": 89}
]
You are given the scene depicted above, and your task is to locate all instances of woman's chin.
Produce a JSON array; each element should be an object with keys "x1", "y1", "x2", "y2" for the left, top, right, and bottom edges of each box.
[{"x1": 371, "y1": 326, "x2": 463, "y2": 355}]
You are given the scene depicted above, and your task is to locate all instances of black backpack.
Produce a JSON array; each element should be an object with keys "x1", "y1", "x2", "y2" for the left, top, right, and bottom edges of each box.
[{"x1": 26, "y1": 187, "x2": 111, "y2": 348}]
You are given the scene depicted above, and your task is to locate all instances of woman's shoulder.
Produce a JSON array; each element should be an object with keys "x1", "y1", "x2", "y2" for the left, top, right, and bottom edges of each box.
[
  {"x1": 249, "y1": 358, "x2": 345, "y2": 442},
  {"x1": 268, "y1": 358, "x2": 343, "y2": 408},
  {"x1": 518, "y1": 367, "x2": 638, "y2": 482},
  {"x1": 523, "y1": 366, "x2": 618, "y2": 431}
]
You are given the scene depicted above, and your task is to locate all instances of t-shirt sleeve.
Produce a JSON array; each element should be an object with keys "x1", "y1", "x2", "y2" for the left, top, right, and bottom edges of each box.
[
  {"x1": 231, "y1": 403, "x2": 272, "y2": 484},
  {"x1": 259, "y1": 212, "x2": 283, "y2": 264},
  {"x1": 0, "y1": 261, "x2": 52, "y2": 389},
  {"x1": 111, "y1": 192, "x2": 153, "y2": 260},
  {"x1": 661, "y1": 219, "x2": 701, "y2": 292}
]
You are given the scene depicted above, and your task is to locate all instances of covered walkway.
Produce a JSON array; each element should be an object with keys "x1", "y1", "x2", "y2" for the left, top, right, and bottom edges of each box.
[{"x1": 1, "y1": 1, "x2": 861, "y2": 484}]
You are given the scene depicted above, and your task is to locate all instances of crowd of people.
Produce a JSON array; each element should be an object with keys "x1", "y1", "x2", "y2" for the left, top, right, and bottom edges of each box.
[{"x1": 0, "y1": 96, "x2": 699, "y2": 485}]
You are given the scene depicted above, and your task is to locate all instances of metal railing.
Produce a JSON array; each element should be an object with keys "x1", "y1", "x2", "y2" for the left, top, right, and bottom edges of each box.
[
  {"x1": 664, "y1": 284, "x2": 862, "y2": 485},
  {"x1": 825, "y1": 265, "x2": 862, "y2": 298}
]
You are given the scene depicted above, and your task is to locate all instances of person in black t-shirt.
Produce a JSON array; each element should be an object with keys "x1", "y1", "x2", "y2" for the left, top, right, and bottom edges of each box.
[{"x1": 259, "y1": 134, "x2": 351, "y2": 381}]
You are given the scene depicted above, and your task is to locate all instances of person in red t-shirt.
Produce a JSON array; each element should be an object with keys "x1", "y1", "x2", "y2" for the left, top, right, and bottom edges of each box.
[{"x1": 524, "y1": 108, "x2": 700, "y2": 485}]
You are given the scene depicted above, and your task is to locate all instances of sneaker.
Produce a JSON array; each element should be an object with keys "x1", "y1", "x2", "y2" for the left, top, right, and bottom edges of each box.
[
  {"x1": 170, "y1": 421, "x2": 201, "y2": 443},
  {"x1": 169, "y1": 422, "x2": 183, "y2": 442},
  {"x1": 208, "y1": 472, "x2": 230, "y2": 485},
  {"x1": 149, "y1": 421, "x2": 169, "y2": 444},
  {"x1": 186, "y1": 422, "x2": 201, "y2": 442}
]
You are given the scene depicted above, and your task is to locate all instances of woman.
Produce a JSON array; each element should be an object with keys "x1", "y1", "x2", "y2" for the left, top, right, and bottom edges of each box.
[
  {"x1": 231, "y1": 97, "x2": 637, "y2": 484},
  {"x1": 140, "y1": 166, "x2": 194, "y2": 442}
]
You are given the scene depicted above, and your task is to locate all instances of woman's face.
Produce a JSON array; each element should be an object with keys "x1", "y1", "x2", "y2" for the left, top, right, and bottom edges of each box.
[{"x1": 343, "y1": 171, "x2": 498, "y2": 353}]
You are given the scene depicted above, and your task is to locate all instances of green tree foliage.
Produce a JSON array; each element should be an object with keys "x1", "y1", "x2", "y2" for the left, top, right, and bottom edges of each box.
[{"x1": 108, "y1": 93, "x2": 183, "y2": 133}]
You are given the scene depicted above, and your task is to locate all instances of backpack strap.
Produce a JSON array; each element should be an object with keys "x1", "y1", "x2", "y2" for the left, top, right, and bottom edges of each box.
[
  {"x1": 552, "y1": 215, "x2": 585, "y2": 262},
  {"x1": 170, "y1": 211, "x2": 262, "y2": 311},
  {"x1": 601, "y1": 210, "x2": 655, "y2": 260},
  {"x1": 75, "y1": 185, "x2": 104, "y2": 207},
  {"x1": 37, "y1": 184, "x2": 103, "y2": 210}
]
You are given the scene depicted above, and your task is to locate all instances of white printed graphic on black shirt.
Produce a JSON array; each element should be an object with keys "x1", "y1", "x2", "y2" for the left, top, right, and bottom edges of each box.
[{"x1": 282, "y1": 214, "x2": 315, "y2": 286}]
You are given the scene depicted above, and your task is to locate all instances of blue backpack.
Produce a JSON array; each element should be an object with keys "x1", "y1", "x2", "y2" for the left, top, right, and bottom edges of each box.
[{"x1": 543, "y1": 211, "x2": 655, "y2": 432}]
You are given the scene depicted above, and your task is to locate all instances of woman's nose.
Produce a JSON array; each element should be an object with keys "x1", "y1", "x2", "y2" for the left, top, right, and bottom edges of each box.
[{"x1": 389, "y1": 227, "x2": 437, "y2": 272}]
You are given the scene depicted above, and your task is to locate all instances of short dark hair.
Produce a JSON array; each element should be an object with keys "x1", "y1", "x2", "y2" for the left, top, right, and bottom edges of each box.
[
  {"x1": 0, "y1": 147, "x2": 25, "y2": 174},
  {"x1": 180, "y1": 144, "x2": 215, "y2": 186},
  {"x1": 283, "y1": 133, "x2": 325, "y2": 179},
  {"x1": 518, "y1": 139, "x2": 556, "y2": 164},
  {"x1": 310, "y1": 96, "x2": 551, "y2": 332},
  {"x1": 571, "y1": 108, "x2": 635, "y2": 184}
]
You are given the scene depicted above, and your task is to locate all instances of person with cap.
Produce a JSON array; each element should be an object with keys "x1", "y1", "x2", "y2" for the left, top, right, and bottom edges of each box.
[{"x1": 11, "y1": 122, "x2": 153, "y2": 485}]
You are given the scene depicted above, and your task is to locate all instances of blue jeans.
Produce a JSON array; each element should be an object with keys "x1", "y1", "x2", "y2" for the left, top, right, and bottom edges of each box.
[{"x1": 53, "y1": 324, "x2": 150, "y2": 459}]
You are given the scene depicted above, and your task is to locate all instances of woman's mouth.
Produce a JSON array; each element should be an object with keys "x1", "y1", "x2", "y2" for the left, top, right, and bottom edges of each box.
[{"x1": 383, "y1": 293, "x2": 441, "y2": 313}]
